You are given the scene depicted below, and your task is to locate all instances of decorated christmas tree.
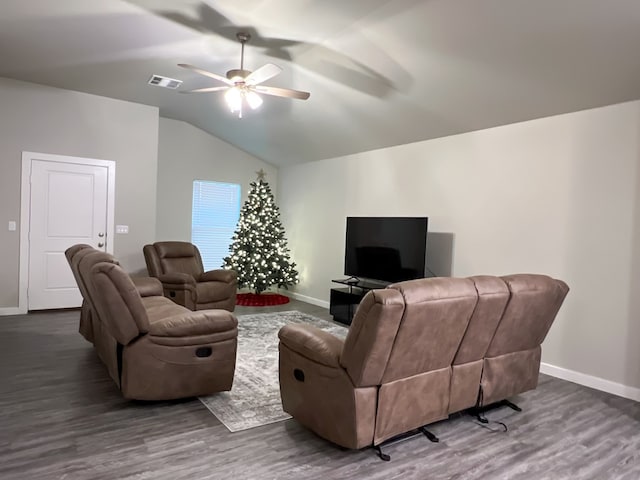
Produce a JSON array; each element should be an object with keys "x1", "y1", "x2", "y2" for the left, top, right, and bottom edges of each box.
[{"x1": 223, "y1": 170, "x2": 299, "y2": 295}]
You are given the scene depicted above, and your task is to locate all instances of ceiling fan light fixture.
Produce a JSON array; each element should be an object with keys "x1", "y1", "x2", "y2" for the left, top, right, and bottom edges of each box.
[
  {"x1": 245, "y1": 90, "x2": 263, "y2": 110},
  {"x1": 225, "y1": 87, "x2": 242, "y2": 113}
]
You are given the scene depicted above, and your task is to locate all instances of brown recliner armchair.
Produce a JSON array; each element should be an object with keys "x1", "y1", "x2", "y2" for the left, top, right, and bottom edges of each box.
[
  {"x1": 278, "y1": 274, "x2": 568, "y2": 456},
  {"x1": 143, "y1": 241, "x2": 237, "y2": 312},
  {"x1": 66, "y1": 245, "x2": 238, "y2": 400}
]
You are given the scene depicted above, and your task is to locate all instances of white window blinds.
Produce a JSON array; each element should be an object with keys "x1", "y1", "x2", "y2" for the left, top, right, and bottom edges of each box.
[{"x1": 192, "y1": 180, "x2": 241, "y2": 271}]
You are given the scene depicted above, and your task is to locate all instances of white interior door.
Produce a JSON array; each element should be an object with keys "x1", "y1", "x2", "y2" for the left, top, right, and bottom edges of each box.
[{"x1": 28, "y1": 159, "x2": 109, "y2": 310}]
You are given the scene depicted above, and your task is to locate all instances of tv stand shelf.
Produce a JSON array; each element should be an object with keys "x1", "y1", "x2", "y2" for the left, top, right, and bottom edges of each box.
[{"x1": 330, "y1": 278, "x2": 389, "y2": 325}]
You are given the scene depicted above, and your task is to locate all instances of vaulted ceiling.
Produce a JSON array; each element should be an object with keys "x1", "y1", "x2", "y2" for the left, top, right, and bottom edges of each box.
[{"x1": 1, "y1": 0, "x2": 640, "y2": 166}]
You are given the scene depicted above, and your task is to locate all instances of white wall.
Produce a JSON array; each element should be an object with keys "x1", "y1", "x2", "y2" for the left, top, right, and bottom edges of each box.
[
  {"x1": 278, "y1": 100, "x2": 640, "y2": 394},
  {"x1": 0, "y1": 77, "x2": 159, "y2": 309},
  {"x1": 156, "y1": 118, "x2": 277, "y2": 241}
]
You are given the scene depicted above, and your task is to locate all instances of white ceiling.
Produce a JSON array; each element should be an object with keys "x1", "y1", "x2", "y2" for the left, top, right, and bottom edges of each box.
[{"x1": 1, "y1": 0, "x2": 640, "y2": 166}]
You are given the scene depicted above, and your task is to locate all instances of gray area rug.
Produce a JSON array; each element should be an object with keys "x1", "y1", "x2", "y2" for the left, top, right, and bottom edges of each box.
[{"x1": 199, "y1": 311, "x2": 347, "y2": 432}]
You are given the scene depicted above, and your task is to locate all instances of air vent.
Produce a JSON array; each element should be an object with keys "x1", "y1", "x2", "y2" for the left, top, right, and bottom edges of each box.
[{"x1": 148, "y1": 75, "x2": 182, "y2": 89}]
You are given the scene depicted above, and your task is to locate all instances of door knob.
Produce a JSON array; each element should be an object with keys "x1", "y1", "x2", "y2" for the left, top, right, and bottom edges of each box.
[
  {"x1": 98, "y1": 242, "x2": 104, "y2": 248},
  {"x1": 98, "y1": 232, "x2": 104, "y2": 237}
]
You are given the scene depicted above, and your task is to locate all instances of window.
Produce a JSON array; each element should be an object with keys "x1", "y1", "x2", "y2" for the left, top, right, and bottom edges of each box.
[{"x1": 192, "y1": 180, "x2": 241, "y2": 271}]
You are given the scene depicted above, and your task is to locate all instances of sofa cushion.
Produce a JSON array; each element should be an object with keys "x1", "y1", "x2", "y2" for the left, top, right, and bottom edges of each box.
[
  {"x1": 486, "y1": 275, "x2": 570, "y2": 357},
  {"x1": 382, "y1": 277, "x2": 477, "y2": 383},
  {"x1": 453, "y1": 276, "x2": 510, "y2": 365},
  {"x1": 339, "y1": 289, "x2": 405, "y2": 387}
]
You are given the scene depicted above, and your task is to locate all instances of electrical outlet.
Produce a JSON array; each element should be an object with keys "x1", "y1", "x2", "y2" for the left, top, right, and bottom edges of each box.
[{"x1": 116, "y1": 225, "x2": 129, "y2": 234}]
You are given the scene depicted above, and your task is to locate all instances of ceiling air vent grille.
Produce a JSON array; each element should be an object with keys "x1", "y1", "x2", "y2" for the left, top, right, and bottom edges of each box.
[{"x1": 148, "y1": 75, "x2": 182, "y2": 89}]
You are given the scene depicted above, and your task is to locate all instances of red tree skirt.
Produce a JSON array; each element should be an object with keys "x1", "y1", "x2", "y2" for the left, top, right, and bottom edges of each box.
[{"x1": 236, "y1": 293, "x2": 291, "y2": 307}]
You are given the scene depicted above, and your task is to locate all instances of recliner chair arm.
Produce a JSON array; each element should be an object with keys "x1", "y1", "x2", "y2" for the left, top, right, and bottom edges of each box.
[
  {"x1": 131, "y1": 276, "x2": 163, "y2": 297},
  {"x1": 278, "y1": 324, "x2": 344, "y2": 368},
  {"x1": 158, "y1": 272, "x2": 197, "y2": 287},
  {"x1": 148, "y1": 309, "x2": 238, "y2": 337},
  {"x1": 200, "y1": 269, "x2": 237, "y2": 284}
]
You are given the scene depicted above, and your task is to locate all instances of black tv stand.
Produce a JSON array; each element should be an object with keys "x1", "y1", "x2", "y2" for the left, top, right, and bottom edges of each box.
[{"x1": 330, "y1": 278, "x2": 389, "y2": 325}]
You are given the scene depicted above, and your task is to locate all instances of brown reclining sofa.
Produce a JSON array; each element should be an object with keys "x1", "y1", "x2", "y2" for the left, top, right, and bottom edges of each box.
[
  {"x1": 278, "y1": 274, "x2": 568, "y2": 457},
  {"x1": 66, "y1": 244, "x2": 238, "y2": 400}
]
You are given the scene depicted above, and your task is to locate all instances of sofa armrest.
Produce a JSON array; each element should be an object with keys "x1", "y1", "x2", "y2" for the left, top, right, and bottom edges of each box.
[
  {"x1": 131, "y1": 276, "x2": 163, "y2": 297},
  {"x1": 158, "y1": 272, "x2": 196, "y2": 286},
  {"x1": 200, "y1": 269, "x2": 237, "y2": 284},
  {"x1": 148, "y1": 309, "x2": 238, "y2": 337},
  {"x1": 278, "y1": 324, "x2": 344, "y2": 368}
]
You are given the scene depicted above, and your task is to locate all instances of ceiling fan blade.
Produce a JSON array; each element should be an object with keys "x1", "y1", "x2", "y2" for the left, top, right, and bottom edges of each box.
[
  {"x1": 253, "y1": 85, "x2": 310, "y2": 100},
  {"x1": 245, "y1": 63, "x2": 283, "y2": 86},
  {"x1": 177, "y1": 63, "x2": 233, "y2": 86},
  {"x1": 180, "y1": 86, "x2": 229, "y2": 94}
]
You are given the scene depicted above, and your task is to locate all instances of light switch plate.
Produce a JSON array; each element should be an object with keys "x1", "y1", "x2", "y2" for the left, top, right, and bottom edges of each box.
[
  {"x1": 8, "y1": 221, "x2": 17, "y2": 231},
  {"x1": 116, "y1": 225, "x2": 129, "y2": 234}
]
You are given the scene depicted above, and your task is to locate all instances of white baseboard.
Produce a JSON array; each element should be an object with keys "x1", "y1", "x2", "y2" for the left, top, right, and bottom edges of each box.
[
  {"x1": 0, "y1": 307, "x2": 23, "y2": 316},
  {"x1": 540, "y1": 362, "x2": 640, "y2": 402},
  {"x1": 280, "y1": 290, "x2": 330, "y2": 309}
]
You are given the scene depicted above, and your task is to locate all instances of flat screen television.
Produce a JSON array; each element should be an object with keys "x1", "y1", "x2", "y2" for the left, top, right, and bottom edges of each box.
[{"x1": 344, "y1": 217, "x2": 428, "y2": 284}]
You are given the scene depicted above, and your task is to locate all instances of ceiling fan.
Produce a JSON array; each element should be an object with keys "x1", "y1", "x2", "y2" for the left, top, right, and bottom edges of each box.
[{"x1": 178, "y1": 32, "x2": 310, "y2": 118}]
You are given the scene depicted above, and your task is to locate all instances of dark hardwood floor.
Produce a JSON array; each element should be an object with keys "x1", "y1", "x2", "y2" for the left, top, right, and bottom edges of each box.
[{"x1": 1, "y1": 301, "x2": 639, "y2": 479}]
